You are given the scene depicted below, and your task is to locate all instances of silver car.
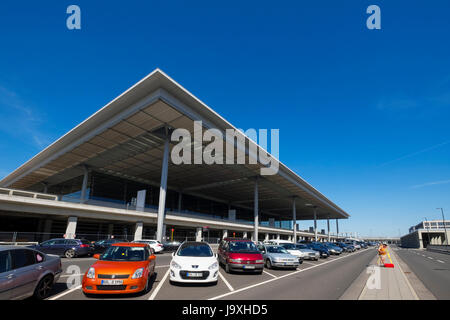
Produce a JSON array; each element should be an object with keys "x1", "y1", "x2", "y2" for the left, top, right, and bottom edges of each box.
[
  {"x1": 0, "y1": 246, "x2": 62, "y2": 300},
  {"x1": 257, "y1": 244, "x2": 300, "y2": 269}
]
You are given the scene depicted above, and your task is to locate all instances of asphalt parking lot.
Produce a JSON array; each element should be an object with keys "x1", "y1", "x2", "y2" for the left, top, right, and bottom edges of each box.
[{"x1": 44, "y1": 247, "x2": 375, "y2": 300}]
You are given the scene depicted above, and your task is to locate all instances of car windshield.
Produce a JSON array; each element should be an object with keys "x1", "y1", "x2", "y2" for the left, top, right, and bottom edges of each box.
[
  {"x1": 267, "y1": 246, "x2": 289, "y2": 254},
  {"x1": 228, "y1": 241, "x2": 259, "y2": 253},
  {"x1": 100, "y1": 246, "x2": 146, "y2": 261},
  {"x1": 280, "y1": 243, "x2": 297, "y2": 250},
  {"x1": 295, "y1": 244, "x2": 308, "y2": 249},
  {"x1": 177, "y1": 243, "x2": 213, "y2": 257}
]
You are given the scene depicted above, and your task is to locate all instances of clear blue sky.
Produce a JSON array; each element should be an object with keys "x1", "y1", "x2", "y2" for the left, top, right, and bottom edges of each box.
[{"x1": 1, "y1": 1, "x2": 449, "y2": 237}]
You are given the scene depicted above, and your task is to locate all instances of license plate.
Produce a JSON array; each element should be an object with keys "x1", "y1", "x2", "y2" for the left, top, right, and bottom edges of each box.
[
  {"x1": 186, "y1": 272, "x2": 203, "y2": 277},
  {"x1": 243, "y1": 265, "x2": 255, "y2": 269},
  {"x1": 284, "y1": 262, "x2": 293, "y2": 265},
  {"x1": 101, "y1": 280, "x2": 123, "y2": 285}
]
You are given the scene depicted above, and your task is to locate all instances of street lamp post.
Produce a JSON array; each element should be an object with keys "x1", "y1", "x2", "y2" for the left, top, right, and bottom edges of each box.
[
  {"x1": 436, "y1": 208, "x2": 448, "y2": 245},
  {"x1": 424, "y1": 217, "x2": 431, "y2": 248}
]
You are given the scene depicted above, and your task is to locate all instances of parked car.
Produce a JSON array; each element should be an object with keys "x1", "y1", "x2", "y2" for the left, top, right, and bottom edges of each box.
[
  {"x1": 304, "y1": 243, "x2": 330, "y2": 258},
  {"x1": 218, "y1": 238, "x2": 264, "y2": 274},
  {"x1": 169, "y1": 241, "x2": 218, "y2": 284},
  {"x1": 0, "y1": 246, "x2": 62, "y2": 299},
  {"x1": 276, "y1": 243, "x2": 306, "y2": 263},
  {"x1": 323, "y1": 243, "x2": 343, "y2": 255},
  {"x1": 162, "y1": 240, "x2": 182, "y2": 252},
  {"x1": 335, "y1": 242, "x2": 354, "y2": 252},
  {"x1": 93, "y1": 238, "x2": 129, "y2": 254},
  {"x1": 257, "y1": 244, "x2": 300, "y2": 269},
  {"x1": 29, "y1": 238, "x2": 93, "y2": 258},
  {"x1": 132, "y1": 240, "x2": 164, "y2": 253},
  {"x1": 82, "y1": 242, "x2": 156, "y2": 295},
  {"x1": 294, "y1": 244, "x2": 320, "y2": 260}
]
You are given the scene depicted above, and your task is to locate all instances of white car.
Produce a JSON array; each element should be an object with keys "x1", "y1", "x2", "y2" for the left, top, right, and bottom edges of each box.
[
  {"x1": 132, "y1": 239, "x2": 164, "y2": 253},
  {"x1": 169, "y1": 241, "x2": 219, "y2": 284}
]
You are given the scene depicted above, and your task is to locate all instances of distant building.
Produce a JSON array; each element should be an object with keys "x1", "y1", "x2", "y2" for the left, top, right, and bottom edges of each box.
[{"x1": 401, "y1": 220, "x2": 450, "y2": 248}]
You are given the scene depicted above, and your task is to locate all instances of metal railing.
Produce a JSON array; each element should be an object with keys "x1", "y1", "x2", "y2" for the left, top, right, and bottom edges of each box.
[{"x1": 0, "y1": 187, "x2": 58, "y2": 201}]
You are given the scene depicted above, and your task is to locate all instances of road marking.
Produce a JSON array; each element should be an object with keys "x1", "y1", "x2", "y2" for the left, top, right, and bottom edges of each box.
[
  {"x1": 148, "y1": 269, "x2": 170, "y2": 300},
  {"x1": 437, "y1": 260, "x2": 444, "y2": 263},
  {"x1": 155, "y1": 265, "x2": 170, "y2": 268},
  {"x1": 262, "y1": 270, "x2": 277, "y2": 278},
  {"x1": 428, "y1": 257, "x2": 433, "y2": 260},
  {"x1": 394, "y1": 252, "x2": 419, "y2": 300},
  {"x1": 218, "y1": 272, "x2": 234, "y2": 292},
  {"x1": 60, "y1": 273, "x2": 84, "y2": 278},
  {"x1": 48, "y1": 285, "x2": 82, "y2": 300},
  {"x1": 208, "y1": 248, "x2": 370, "y2": 300}
]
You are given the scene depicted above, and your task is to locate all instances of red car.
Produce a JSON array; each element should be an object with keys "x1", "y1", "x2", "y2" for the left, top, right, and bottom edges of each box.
[{"x1": 217, "y1": 238, "x2": 264, "y2": 274}]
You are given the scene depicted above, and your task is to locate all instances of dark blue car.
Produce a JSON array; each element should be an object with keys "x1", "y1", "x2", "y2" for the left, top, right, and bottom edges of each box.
[
  {"x1": 29, "y1": 238, "x2": 93, "y2": 258},
  {"x1": 305, "y1": 243, "x2": 330, "y2": 258}
]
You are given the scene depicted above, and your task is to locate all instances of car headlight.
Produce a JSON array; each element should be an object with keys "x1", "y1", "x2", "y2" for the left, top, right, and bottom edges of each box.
[
  {"x1": 228, "y1": 258, "x2": 241, "y2": 263},
  {"x1": 171, "y1": 260, "x2": 181, "y2": 269},
  {"x1": 273, "y1": 258, "x2": 282, "y2": 262},
  {"x1": 255, "y1": 259, "x2": 264, "y2": 263},
  {"x1": 131, "y1": 267, "x2": 144, "y2": 279},
  {"x1": 208, "y1": 262, "x2": 218, "y2": 270},
  {"x1": 86, "y1": 267, "x2": 95, "y2": 279}
]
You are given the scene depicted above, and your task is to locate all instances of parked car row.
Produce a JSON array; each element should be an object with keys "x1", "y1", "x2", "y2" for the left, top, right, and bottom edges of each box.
[{"x1": 25, "y1": 238, "x2": 182, "y2": 259}]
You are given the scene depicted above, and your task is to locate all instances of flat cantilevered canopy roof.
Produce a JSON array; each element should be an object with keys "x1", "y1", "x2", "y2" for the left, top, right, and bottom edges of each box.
[{"x1": 0, "y1": 69, "x2": 349, "y2": 221}]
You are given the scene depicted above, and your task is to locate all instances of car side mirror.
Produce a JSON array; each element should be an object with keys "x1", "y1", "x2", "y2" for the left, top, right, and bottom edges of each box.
[
  {"x1": 149, "y1": 255, "x2": 156, "y2": 261},
  {"x1": 172, "y1": 252, "x2": 175, "y2": 257},
  {"x1": 93, "y1": 254, "x2": 100, "y2": 259}
]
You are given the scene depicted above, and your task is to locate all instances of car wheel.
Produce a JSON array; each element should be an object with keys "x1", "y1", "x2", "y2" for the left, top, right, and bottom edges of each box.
[
  {"x1": 34, "y1": 275, "x2": 53, "y2": 300},
  {"x1": 298, "y1": 260, "x2": 303, "y2": 264},
  {"x1": 64, "y1": 249, "x2": 75, "y2": 258},
  {"x1": 265, "y1": 259, "x2": 272, "y2": 269}
]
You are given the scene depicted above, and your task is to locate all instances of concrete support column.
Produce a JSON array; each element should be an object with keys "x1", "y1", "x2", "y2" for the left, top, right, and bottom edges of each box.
[
  {"x1": 42, "y1": 182, "x2": 48, "y2": 194},
  {"x1": 243, "y1": 231, "x2": 248, "y2": 239},
  {"x1": 251, "y1": 232, "x2": 255, "y2": 241},
  {"x1": 254, "y1": 177, "x2": 259, "y2": 243},
  {"x1": 65, "y1": 216, "x2": 77, "y2": 239},
  {"x1": 162, "y1": 224, "x2": 167, "y2": 241},
  {"x1": 313, "y1": 208, "x2": 318, "y2": 241},
  {"x1": 134, "y1": 222, "x2": 143, "y2": 241},
  {"x1": 222, "y1": 229, "x2": 228, "y2": 239},
  {"x1": 288, "y1": 235, "x2": 292, "y2": 242},
  {"x1": 80, "y1": 165, "x2": 89, "y2": 203},
  {"x1": 196, "y1": 227, "x2": 202, "y2": 242},
  {"x1": 178, "y1": 192, "x2": 182, "y2": 212},
  {"x1": 107, "y1": 224, "x2": 114, "y2": 238},
  {"x1": 292, "y1": 197, "x2": 297, "y2": 244},
  {"x1": 277, "y1": 234, "x2": 280, "y2": 241},
  {"x1": 327, "y1": 217, "x2": 330, "y2": 242},
  {"x1": 156, "y1": 133, "x2": 170, "y2": 242},
  {"x1": 265, "y1": 233, "x2": 269, "y2": 241},
  {"x1": 336, "y1": 219, "x2": 339, "y2": 238},
  {"x1": 43, "y1": 219, "x2": 53, "y2": 241}
]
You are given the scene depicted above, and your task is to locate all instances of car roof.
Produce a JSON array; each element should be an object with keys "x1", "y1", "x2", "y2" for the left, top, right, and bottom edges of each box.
[
  {"x1": 223, "y1": 238, "x2": 252, "y2": 242},
  {"x1": 111, "y1": 242, "x2": 147, "y2": 247}
]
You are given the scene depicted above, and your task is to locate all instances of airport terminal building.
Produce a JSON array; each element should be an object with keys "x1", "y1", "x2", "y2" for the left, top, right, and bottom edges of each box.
[{"x1": 0, "y1": 69, "x2": 349, "y2": 244}]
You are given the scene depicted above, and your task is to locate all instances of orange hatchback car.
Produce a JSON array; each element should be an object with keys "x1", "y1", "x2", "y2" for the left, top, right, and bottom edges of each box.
[{"x1": 82, "y1": 243, "x2": 156, "y2": 295}]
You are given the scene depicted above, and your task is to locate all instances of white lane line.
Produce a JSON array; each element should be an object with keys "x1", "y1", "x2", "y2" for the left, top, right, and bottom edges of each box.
[
  {"x1": 262, "y1": 270, "x2": 277, "y2": 278},
  {"x1": 48, "y1": 285, "x2": 82, "y2": 300},
  {"x1": 437, "y1": 260, "x2": 444, "y2": 263},
  {"x1": 155, "y1": 265, "x2": 170, "y2": 268},
  {"x1": 148, "y1": 269, "x2": 170, "y2": 300},
  {"x1": 428, "y1": 257, "x2": 434, "y2": 260},
  {"x1": 218, "y1": 272, "x2": 234, "y2": 292},
  {"x1": 208, "y1": 248, "x2": 370, "y2": 300}
]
